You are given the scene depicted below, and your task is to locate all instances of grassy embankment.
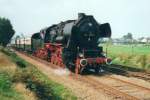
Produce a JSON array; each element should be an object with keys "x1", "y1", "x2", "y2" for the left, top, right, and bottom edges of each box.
[
  {"x1": 0, "y1": 47, "x2": 24, "y2": 100},
  {"x1": 103, "y1": 44, "x2": 150, "y2": 70},
  {"x1": 0, "y1": 47, "x2": 77, "y2": 100}
]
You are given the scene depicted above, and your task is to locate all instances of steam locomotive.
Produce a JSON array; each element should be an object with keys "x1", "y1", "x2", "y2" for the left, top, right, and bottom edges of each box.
[{"x1": 16, "y1": 13, "x2": 112, "y2": 74}]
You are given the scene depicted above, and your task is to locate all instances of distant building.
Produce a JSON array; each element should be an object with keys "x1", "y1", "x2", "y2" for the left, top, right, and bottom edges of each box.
[
  {"x1": 140, "y1": 38, "x2": 147, "y2": 43},
  {"x1": 138, "y1": 37, "x2": 150, "y2": 43}
]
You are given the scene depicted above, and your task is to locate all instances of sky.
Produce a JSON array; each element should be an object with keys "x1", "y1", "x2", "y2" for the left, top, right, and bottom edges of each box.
[{"x1": 0, "y1": 0, "x2": 150, "y2": 38}]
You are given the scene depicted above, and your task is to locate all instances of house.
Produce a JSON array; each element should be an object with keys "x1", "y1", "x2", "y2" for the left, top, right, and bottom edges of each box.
[{"x1": 138, "y1": 37, "x2": 150, "y2": 43}]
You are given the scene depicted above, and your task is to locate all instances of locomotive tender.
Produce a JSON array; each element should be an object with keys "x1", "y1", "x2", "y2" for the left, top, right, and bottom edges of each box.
[{"x1": 29, "y1": 13, "x2": 111, "y2": 74}]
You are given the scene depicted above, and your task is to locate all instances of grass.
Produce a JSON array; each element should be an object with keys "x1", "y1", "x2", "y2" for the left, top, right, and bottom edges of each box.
[
  {"x1": 0, "y1": 72, "x2": 23, "y2": 100},
  {"x1": 1, "y1": 47, "x2": 77, "y2": 100},
  {"x1": 103, "y1": 44, "x2": 150, "y2": 70},
  {"x1": 104, "y1": 44, "x2": 150, "y2": 55},
  {"x1": 0, "y1": 52, "x2": 23, "y2": 100},
  {"x1": 13, "y1": 66, "x2": 77, "y2": 100}
]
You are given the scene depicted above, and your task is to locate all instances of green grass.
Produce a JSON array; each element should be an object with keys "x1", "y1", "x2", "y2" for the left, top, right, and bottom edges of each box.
[
  {"x1": 0, "y1": 71, "x2": 23, "y2": 100},
  {"x1": 1, "y1": 48, "x2": 77, "y2": 100},
  {"x1": 0, "y1": 47, "x2": 24, "y2": 100},
  {"x1": 103, "y1": 44, "x2": 150, "y2": 70},
  {"x1": 104, "y1": 45, "x2": 150, "y2": 55}
]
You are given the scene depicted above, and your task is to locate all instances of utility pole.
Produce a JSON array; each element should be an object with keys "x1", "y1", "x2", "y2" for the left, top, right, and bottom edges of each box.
[{"x1": 21, "y1": 33, "x2": 25, "y2": 51}]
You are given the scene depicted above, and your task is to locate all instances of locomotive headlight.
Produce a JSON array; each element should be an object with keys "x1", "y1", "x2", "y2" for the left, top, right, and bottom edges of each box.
[
  {"x1": 79, "y1": 53, "x2": 84, "y2": 58},
  {"x1": 80, "y1": 59, "x2": 88, "y2": 67},
  {"x1": 105, "y1": 58, "x2": 112, "y2": 65}
]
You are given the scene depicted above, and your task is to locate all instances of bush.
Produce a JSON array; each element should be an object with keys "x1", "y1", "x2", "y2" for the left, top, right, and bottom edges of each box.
[
  {"x1": 16, "y1": 61, "x2": 26, "y2": 68},
  {"x1": 26, "y1": 78, "x2": 53, "y2": 100}
]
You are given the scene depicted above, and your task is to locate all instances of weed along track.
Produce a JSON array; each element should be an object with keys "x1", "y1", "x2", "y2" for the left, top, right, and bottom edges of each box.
[{"x1": 15, "y1": 51, "x2": 150, "y2": 100}]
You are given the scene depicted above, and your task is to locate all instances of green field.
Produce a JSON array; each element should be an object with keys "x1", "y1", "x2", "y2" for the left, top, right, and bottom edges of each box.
[
  {"x1": 103, "y1": 44, "x2": 150, "y2": 70},
  {"x1": 104, "y1": 45, "x2": 150, "y2": 55}
]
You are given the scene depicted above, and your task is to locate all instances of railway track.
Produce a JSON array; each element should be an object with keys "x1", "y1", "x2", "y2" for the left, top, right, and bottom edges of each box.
[
  {"x1": 90, "y1": 75, "x2": 150, "y2": 100},
  {"x1": 79, "y1": 76, "x2": 140, "y2": 100},
  {"x1": 103, "y1": 64, "x2": 150, "y2": 83},
  {"x1": 16, "y1": 51, "x2": 150, "y2": 100},
  {"x1": 128, "y1": 72, "x2": 150, "y2": 82}
]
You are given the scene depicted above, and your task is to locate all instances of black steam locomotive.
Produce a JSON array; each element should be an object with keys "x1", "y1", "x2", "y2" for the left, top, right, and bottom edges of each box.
[{"x1": 28, "y1": 13, "x2": 111, "y2": 74}]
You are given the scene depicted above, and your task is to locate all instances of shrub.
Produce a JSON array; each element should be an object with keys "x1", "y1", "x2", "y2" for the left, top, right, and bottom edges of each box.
[{"x1": 16, "y1": 61, "x2": 26, "y2": 68}]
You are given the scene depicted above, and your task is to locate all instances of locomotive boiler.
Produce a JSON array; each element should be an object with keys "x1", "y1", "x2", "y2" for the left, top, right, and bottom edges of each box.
[{"x1": 31, "y1": 13, "x2": 111, "y2": 74}]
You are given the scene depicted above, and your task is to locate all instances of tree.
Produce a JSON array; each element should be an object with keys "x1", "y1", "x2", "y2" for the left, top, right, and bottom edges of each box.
[
  {"x1": 123, "y1": 33, "x2": 133, "y2": 40},
  {"x1": 122, "y1": 33, "x2": 133, "y2": 44},
  {"x1": 0, "y1": 17, "x2": 15, "y2": 46}
]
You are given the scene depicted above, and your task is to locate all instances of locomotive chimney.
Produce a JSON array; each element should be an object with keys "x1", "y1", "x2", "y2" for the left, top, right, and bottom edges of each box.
[{"x1": 78, "y1": 13, "x2": 85, "y2": 19}]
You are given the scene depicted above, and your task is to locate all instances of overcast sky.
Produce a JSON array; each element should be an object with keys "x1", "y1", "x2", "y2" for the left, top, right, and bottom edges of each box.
[{"x1": 0, "y1": 0, "x2": 150, "y2": 38}]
